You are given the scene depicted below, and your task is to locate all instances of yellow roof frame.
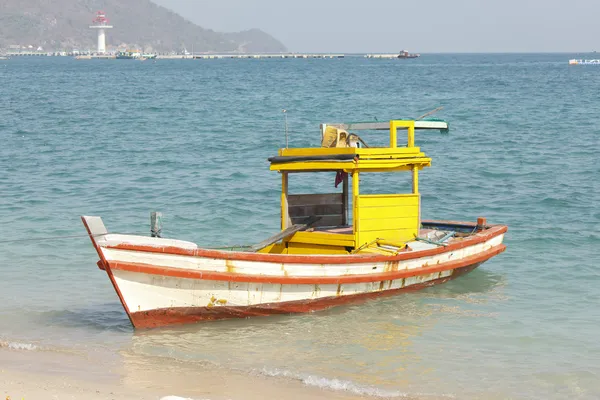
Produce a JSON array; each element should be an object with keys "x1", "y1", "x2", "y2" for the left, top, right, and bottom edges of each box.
[{"x1": 269, "y1": 120, "x2": 432, "y2": 173}]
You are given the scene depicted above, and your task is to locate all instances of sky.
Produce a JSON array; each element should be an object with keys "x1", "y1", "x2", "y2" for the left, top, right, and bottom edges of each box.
[{"x1": 152, "y1": 0, "x2": 599, "y2": 53}]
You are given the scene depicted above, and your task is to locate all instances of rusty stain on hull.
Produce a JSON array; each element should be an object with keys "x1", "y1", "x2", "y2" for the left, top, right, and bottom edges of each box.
[
  {"x1": 225, "y1": 260, "x2": 236, "y2": 274},
  {"x1": 129, "y1": 263, "x2": 481, "y2": 328},
  {"x1": 313, "y1": 284, "x2": 321, "y2": 298},
  {"x1": 383, "y1": 260, "x2": 399, "y2": 273}
]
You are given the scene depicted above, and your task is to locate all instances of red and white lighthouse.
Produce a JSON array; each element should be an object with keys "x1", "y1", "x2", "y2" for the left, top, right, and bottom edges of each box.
[{"x1": 89, "y1": 11, "x2": 113, "y2": 54}]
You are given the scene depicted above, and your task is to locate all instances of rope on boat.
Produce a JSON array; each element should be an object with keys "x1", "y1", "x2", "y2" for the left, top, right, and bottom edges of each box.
[
  {"x1": 0, "y1": 232, "x2": 253, "y2": 250},
  {"x1": 209, "y1": 245, "x2": 253, "y2": 251},
  {"x1": 0, "y1": 233, "x2": 144, "y2": 244},
  {"x1": 416, "y1": 106, "x2": 444, "y2": 120},
  {"x1": 350, "y1": 238, "x2": 379, "y2": 254}
]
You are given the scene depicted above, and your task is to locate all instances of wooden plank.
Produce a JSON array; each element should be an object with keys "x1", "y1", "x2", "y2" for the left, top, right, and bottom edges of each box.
[
  {"x1": 359, "y1": 194, "x2": 419, "y2": 207},
  {"x1": 280, "y1": 147, "x2": 357, "y2": 156},
  {"x1": 280, "y1": 147, "x2": 424, "y2": 157},
  {"x1": 270, "y1": 158, "x2": 432, "y2": 172},
  {"x1": 286, "y1": 242, "x2": 349, "y2": 255},
  {"x1": 359, "y1": 216, "x2": 418, "y2": 232},
  {"x1": 322, "y1": 121, "x2": 448, "y2": 131},
  {"x1": 287, "y1": 231, "x2": 355, "y2": 247},
  {"x1": 281, "y1": 172, "x2": 290, "y2": 229},
  {"x1": 288, "y1": 203, "x2": 344, "y2": 218},
  {"x1": 359, "y1": 205, "x2": 419, "y2": 219},
  {"x1": 250, "y1": 216, "x2": 321, "y2": 252},
  {"x1": 342, "y1": 174, "x2": 349, "y2": 225},
  {"x1": 288, "y1": 193, "x2": 343, "y2": 206},
  {"x1": 357, "y1": 151, "x2": 427, "y2": 159},
  {"x1": 290, "y1": 215, "x2": 344, "y2": 227}
]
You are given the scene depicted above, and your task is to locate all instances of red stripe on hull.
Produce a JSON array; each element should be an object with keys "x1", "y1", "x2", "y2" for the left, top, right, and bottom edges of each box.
[
  {"x1": 106, "y1": 224, "x2": 507, "y2": 264},
  {"x1": 130, "y1": 263, "x2": 480, "y2": 329},
  {"x1": 110, "y1": 244, "x2": 505, "y2": 285}
]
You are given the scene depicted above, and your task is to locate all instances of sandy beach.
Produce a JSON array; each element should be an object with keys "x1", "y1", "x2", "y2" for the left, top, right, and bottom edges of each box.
[{"x1": 1, "y1": 346, "x2": 406, "y2": 400}]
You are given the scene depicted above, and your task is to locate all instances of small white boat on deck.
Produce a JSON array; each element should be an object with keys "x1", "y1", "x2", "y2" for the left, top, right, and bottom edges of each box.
[{"x1": 82, "y1": 119, "x2": 507, "y2": 329}]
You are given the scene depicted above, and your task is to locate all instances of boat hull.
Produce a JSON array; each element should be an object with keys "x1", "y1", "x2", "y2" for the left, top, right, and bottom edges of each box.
[
  {"x1": 82, "y1": 216, "x2": 506, "y2": 328},
  {"x1": 126, "y1": 262, "x2": 481, "y2": 328}
]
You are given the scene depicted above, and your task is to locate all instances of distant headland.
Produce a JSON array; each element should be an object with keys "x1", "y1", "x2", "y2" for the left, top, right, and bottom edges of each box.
[{"x1": 0, "y1": 0, "x2": 287, "y2": 55}]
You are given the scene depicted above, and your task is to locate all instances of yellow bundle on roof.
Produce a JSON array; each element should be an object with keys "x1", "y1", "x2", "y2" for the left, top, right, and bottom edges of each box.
[{"x1": 321, "y1": 126, "x2": 350, "y2": 148}]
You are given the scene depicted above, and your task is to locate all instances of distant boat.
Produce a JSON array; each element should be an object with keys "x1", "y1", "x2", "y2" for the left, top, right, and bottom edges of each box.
[
  {"x1": 569, "y1": 59, "x2": 600, "y2": 65},
  {"x1": 116, "y1": 50, "x2": 141, "y2": 59},
  {"x1": 398, "y1": 50, "x2": 420, "y2": 59},
  {"x1": 0, "y1": 55, "x2": 9, "y2": 60}
]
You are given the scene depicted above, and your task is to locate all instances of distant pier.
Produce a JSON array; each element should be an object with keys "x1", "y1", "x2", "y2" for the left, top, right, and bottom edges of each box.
[
  {"x1": 191, "y1": 53, "x2": 344, "y2": 59},
  {"x1": 364, "y1": 54, "x2": 399, "y2": 59},
  {"x1": 75, "y1": 54, "x2": 115, "y2": 59},
  {"x1": 5, "y1": 51, "x2": 48, "y2": 56},
  {"x1": 7, "y1": 52, "x2": 345, "y2": 60}
]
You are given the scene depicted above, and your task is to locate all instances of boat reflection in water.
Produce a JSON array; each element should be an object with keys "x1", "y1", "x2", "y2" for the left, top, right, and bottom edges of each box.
[{"x1": 121, "y1": 267, "x2": 506, "y2": 398}]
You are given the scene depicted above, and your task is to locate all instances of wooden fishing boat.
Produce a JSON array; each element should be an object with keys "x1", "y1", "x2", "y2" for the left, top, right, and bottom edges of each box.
[
  {"x1": 82, "y1": 119, "x2": 507, "y2": 328},
  {"x1": 398, "y1": 50, "x2": 420, "y2": 59}
]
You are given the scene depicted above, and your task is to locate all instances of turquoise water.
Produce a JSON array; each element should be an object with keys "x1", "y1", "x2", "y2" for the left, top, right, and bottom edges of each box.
[{"x1": 1, "y1": 54, "x2": 599, "y2": 399}]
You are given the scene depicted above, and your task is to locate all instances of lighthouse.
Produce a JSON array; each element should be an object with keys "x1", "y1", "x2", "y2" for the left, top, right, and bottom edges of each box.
[{"x1": 89, "y1": 11, "x2": 113, "y2": 54}]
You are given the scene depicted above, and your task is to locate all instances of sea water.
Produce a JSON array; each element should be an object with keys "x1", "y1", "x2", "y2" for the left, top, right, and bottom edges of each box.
[{"x1": 0, "y1": 53, "x2": 599, "y2": 399}]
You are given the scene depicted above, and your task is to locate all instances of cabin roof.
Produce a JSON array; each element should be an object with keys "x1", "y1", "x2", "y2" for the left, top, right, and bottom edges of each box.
[
  {"x1": 269, "y1": 147, "x2": 431, "y2": 172},
  {"x1": 269, "y1": 119, "x2": 445, "y2": 173},
  {"x1": 322, "y1": 119, "x2": 449, "y2": 132}
]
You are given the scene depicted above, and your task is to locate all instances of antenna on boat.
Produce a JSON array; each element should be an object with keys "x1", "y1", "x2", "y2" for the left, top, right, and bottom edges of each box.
[
  {"x1": 283, "y1": 109, "x2": 289, "y2": 148},
  {"x1": 416, "y1": 106, "x2": 444, "y2": 120}
]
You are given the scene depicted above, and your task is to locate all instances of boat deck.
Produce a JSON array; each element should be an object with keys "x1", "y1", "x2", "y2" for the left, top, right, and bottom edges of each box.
[{"x1": 309, "y1": 225, "x2": 458, "y2": 254}]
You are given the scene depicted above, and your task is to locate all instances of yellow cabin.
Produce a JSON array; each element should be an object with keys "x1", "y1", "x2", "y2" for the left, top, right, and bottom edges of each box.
[{"x1": 257, "y1": 119, "x2": 449, "y2": 255}]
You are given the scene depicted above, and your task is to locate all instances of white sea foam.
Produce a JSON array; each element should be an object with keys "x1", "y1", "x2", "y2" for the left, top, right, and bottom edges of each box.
[
  {"x1": 159, "y1": 396, "x2": 198, "y2": 400},
  {"x1": 260, "y1": 367, "x2": 406, "y2": 397},
  {"x1": 0, "y1": 340, "x2": 38, "y2": 351},
  {"x1": 160, "y1": 397, "x2": 212, "y2": 400},
  {"x1": 260, "y1": 367, "x2": 455, "y2": 399}
]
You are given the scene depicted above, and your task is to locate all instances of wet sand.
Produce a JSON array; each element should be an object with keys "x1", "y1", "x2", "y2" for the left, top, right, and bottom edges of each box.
[{"x1": 1, "y1": 348, "x2": 408, "y2": 400}]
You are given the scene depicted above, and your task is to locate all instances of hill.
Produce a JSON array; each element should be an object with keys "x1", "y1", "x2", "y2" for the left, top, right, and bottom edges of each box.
[{"x1": 0, "y1": 0, "x2": 287, "y2": 53}]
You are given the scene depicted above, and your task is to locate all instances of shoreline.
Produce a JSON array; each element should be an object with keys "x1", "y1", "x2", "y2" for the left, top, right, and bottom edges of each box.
[{"x1": 2, "y1": 347, "x2": 426, "y2": 400}]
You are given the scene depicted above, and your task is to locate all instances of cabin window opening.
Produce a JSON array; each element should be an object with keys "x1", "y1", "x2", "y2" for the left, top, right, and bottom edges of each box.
[{"x1": 285, "y1": 172, "x2": 349, "y2": 229}]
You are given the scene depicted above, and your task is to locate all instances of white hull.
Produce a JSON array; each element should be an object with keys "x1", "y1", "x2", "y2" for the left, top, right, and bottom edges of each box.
[{"x1": 83, "y1": 216, "x2": 506, "y2": 328}]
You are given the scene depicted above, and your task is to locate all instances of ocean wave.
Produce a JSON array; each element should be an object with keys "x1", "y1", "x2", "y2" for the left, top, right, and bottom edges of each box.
[
  {"x1": 160, "y1": 397, "x2": 202, "y2": 400},
  {"x1": 259, "y1": 367, "x2": 455, "y2": 399},
  {"x1": 0, "y1": 340, "x2": 38, "y2": 351}
]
